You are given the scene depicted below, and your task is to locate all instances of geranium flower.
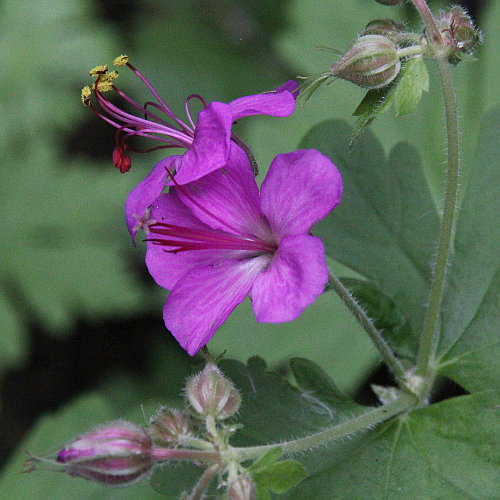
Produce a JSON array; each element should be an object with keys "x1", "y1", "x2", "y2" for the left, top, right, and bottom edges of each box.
[
  {"x1": 82, "y1": 56, "x2": 298, "y2": 242},
  {"x1": 145, "y1": 146, "x2": 342, "y2": 356}
]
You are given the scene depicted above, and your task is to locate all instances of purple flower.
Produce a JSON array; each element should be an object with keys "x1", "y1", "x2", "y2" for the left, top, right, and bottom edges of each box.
[
  {"x1": 145, "y1": 147, "x2": 342, "y2": 356},
  {"x1": 83, "y1": 57, "x2": 298, "y2": 242}
]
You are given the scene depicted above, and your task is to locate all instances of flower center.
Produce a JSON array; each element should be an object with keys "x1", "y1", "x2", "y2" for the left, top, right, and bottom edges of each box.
[
  {"x1": 146, "y1": 164, "x2": 277, "y2": 255},
  {"x1": 147, "y1": 222, "x2": 277, "y2": 254}
]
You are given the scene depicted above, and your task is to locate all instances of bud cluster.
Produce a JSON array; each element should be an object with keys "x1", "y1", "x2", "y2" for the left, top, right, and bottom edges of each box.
[{"x1": 26, "y1": 363, "x2": 249, "y2": 497}]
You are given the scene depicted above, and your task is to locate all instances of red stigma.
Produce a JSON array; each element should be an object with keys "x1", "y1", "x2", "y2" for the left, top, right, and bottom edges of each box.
[{"x1": 113, "y1": 146, "x2": 132, "y2": 173}]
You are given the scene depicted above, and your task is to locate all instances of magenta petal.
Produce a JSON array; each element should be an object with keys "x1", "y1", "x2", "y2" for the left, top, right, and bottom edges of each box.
[
  {"x1": 228, "y1": 87, "x2": 297, "y2": 120},
  {"x1": 176, "y1": 144, "x2": 268, "y2": 239},
  {"x1": 173, "y1": 102, "x2": 233, "y2": 185},
  {"x1": 251, "y1": 235, "x2": 328, "y2": 322},
  {"x1": 125, "y1": 156, "x2": 178, "y2": 243},
  {"x1": 146, "y1": 192, "x2": 230, "y2": 290},
  {"x1": 163, "y1": 258, "x2": 266, "y2": 356},
  {"x1": 275, "y1": 80, "x2": 299, "y2": 99},
  {"x1": 260, "y1": 149, "x2": 343, "y2": 238}
]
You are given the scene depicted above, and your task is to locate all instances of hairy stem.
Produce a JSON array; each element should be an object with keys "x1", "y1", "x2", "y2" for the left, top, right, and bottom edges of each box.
[
  {"x1": 187, "y1": 464, "x2": 222, "y2": 500},
  {"x1": 328, "y1": 271, "x2": 408, "y2": 386},
  {"x1": 410, "y1": 0, "x2": 443, "y2": 44},
  {"x1": 415, "y1": 57, "x2": 459, "y2": 384},
  {"x1": 232, "y1": 393, "x2": 416, "y2": 461},
  {"x1": 152, "y1": 448, "x2": 219, "y2": 463}
]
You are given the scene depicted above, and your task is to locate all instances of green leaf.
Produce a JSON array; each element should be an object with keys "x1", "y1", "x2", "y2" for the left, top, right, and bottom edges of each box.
[
  {"x1": 300, "y1": 120, "x2": 440, "y2": 356},
  {"x1": 290, "y1": 357, "x2": 359, "y2": 407},
  {"x1": 248, "y1": 448, "x2": 283, "y2": 473},
  {"x1": 438, "y1": 109, "x2": 500, "y2": 392},
  {"x1": 284, "y1": 391, "x2": 500, "y2": 499},
  {"x1": 220, "y1": 357, "x2": 365, "y2": 447},
  {"x1": 252, "y1": 459, "x2": 309, "y2": 498},
  {"x1": 394, "y1": 57, "x2": 429, "y2": 116}
]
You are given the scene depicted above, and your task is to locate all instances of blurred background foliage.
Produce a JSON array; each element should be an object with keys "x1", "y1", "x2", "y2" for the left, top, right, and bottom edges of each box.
[{"x1": 0, "y1": 0, "x2": 493, "y2": 495}]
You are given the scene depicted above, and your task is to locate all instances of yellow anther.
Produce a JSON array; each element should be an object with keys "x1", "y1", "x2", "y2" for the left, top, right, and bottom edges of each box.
[
  {"x1": 113, "y1": 55, "x2": 129, "y2": 67},
  {"x1": 81, "y1": 86, "x2": 92, "y2": 106},
  {"x1": 95, "y1": 70, "x2": 119, "y2": 92},
  {"x1": 89, "y1": 65, "x2": 108, "y2": 76}
]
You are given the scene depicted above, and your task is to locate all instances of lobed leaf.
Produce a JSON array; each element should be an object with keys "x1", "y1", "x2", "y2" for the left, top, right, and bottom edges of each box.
[
  {"x1": 438, "y1": 108, "x2": 500, "y2": 392},
  {"x1": 301, "y1": 119, "x2": 440, "y2": 358}
]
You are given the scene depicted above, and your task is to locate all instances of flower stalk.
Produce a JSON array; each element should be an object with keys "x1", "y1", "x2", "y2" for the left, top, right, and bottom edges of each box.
[
  {"x1": 232, "y1": 392, "x2": 417, "y2": 461},
  {"x1": 415, "y1": 56, "x2": 460, "y2": 386},
  {"x1": 410, "y1": 0, "x2": 444, "y2": 45},
  {"x1": 327, "y1": 271, "x2": 408, "y2": 387}
]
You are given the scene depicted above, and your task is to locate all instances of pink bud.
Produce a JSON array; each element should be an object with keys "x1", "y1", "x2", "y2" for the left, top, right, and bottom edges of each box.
[
  {"x1": 185, "y1": 364, "x2": 241, "y2": 420},
  {"x1": 56, "y1": 420, "x2": 153, "y2": 486}
]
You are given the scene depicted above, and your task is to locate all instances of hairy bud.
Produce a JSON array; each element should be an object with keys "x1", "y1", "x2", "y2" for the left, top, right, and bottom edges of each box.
[
  {"x1": 186, "y1": 364, "x2": 241, "y2": 420},
  {"x1": 56, "y1": 420, "x2": 153, "y2": 486},
  {"x1": 228, "y1": 475, "x2": 256, "y2": 500},
  {"x1": 361, "y1": 19, "x2": 406, "y2": 43},
  {"x1": 330, "y1": 35, "x2": 401, "y2": 89},
  {"x1": 149, "y1": 407, "x2": 192, "y2": 445},
  {"x1": 436, "y1": 6, "x2": 482, "y2": 60}
]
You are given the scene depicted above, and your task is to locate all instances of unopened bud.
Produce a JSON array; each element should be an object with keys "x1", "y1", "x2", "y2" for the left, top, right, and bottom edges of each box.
[
  {"x1": 437, "y1": 6, "x2": 482, "y2": 58},
  {"x1": 375, "y1": 0, "x2": 404, "y2": 5},
  {"x1": 56, "y1": 420, "x2": 153, "y2": 486},
  {"x1": 186, "y1": 364, "x2": 241, "y2": 420},
  {"x1": 149, "y1": 407, "x2": 192, "y2": 445},
  {"x1": 330, "y1": 35, "x2": 401, "y2": 89},
  {"x1": 228, "y1": 475, "x2": 256, "y2": 500},
  {"x1": 361, "y1": 19, "x2": 406, "y2": 42}
]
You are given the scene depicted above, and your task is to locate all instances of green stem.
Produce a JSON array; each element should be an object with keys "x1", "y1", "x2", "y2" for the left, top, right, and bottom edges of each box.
[
  {"x1": 415, "y1": 57, "x2": 460, "y2": 382},
  {"x1": 410, "y1": 0, "x2": 443, "y2": 45},
  {"x1": 328, "y1": 271, "x2": 408, "y2": 386},
  {"x1": 396, "y1": 46, "x2": 424, "y2": 59},
  {"x1": 232, "y1": 393, "x2": 416, "y2": 461}
]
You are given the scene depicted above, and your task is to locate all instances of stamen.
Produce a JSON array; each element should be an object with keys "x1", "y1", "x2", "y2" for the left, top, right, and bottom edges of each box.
[
  {"x1": 149, "y1": 165, "x2": 277, "y2": 255},
  {"x1": 148, "y1": 223, "x2": 276, "y2": 253},
  {"x1": 84, "y1": 57, "x2": 201, "y2": 171},
  {"x1": 185, "y1": 94, "x2": 207, "y2": 130}
]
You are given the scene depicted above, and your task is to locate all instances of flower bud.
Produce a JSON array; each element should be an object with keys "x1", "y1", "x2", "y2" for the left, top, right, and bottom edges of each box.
[
  {"x1": 330, "y1": 35, "x2": 401, "y2": 89},
  {"x1": 361, "y1": 19, "x2": 406, "y2": 42},
  {"x1": 56, "y1": 420, "x2": 153, "y2": 486},
  {"x1": 436, "y1": 6, "x2": 482, "y2": 57},
  {"x1": 375, "y1": 0, "x2": 404, "y2": 5},
  {"x1": 186, "y1": 364, "x2": 241, "y2": 420},
  {"x1": 228, "y1": 475, "x2": 256, "y2": 500},
  {"x1": 149, "y1": 407, "x2": 192, "y2": 445}
]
